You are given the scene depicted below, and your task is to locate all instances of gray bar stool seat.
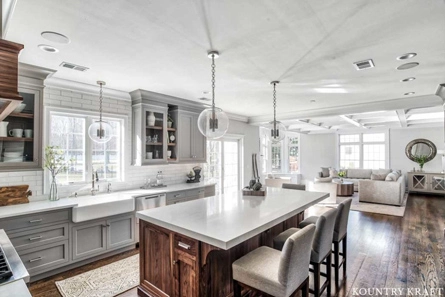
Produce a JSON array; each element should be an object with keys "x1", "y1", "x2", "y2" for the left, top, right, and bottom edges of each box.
[
  {"x1": 273, "y1": 208, "x2": 338, "y2": 297},
  {"x1": 233, "y1": 225, "x2": 316, "y2": 297},
  {"x1": 299, "y1": 199, "x2": 352, "y2": 292}
]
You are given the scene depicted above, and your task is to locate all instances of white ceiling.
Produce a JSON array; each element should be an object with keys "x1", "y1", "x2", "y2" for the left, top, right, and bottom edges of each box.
[{"x1": 6, "y1": 0, "x2": 445, "y2": 121}]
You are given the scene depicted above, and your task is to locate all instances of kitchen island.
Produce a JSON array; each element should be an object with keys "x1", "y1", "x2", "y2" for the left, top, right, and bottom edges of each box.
[{"x1": 136, "y1": 187, "x2": 328, "y2": 297}]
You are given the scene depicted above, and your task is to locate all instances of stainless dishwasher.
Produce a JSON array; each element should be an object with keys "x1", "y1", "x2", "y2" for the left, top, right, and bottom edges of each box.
[{"x1": 135, "y1": 193, "x2": 166, "y2": 242}]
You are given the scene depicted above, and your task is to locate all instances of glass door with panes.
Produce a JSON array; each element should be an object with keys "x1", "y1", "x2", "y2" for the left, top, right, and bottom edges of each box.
[{"x1": 205, "y1": 138, "x2": 241, "y2": 195}]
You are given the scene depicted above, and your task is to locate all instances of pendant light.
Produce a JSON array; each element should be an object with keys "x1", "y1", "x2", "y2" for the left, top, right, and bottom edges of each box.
[
  {"x1": 197, "y1": 51, "x2": 229, "y2": 139},
  {"x1": 88, "y1": 81, "x2": 112, "y2": 143},
  {"x1": 266, "y1": 81, "x2": 286, "y2": 143}
]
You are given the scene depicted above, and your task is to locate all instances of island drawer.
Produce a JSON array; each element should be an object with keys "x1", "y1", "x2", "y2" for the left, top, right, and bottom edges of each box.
[
  {"x1": 0, "y1": 209, "x2": 70, "y2": 232},
  {"x1": 9, "y1": 223, "x2": 69, "y2": 252},
  {"x1": 174, "y1": 234, "x2": 198, "y2": 257},
  {"x1": 19, "y1": 240, "x2": 69, "y2": 275}
]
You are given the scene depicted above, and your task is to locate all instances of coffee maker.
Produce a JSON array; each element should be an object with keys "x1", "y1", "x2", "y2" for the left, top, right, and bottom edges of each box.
[{"x1": 186, "y1": 166, "x2": 202, "y2": 183}]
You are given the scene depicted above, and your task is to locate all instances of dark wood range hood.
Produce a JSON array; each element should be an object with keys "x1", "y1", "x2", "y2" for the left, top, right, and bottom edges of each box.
[{"x1": 0, "y1": 39, "x2": 24, "y2": 121}]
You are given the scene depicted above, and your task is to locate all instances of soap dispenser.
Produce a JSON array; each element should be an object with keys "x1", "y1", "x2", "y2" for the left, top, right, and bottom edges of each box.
[{"x1": 156, "y1": 171, "x2": 163, "y2": 186}]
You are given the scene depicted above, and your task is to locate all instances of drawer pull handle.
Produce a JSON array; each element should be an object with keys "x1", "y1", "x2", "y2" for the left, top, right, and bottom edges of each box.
[
  {"x1": 29, "y1": 257, "x2": 42, "y2": 263},
  {"x1": 174, "y1": 194, "x2": 180, "y2": 198},
  {"x1": 29, "y1": 219, "x2": 42, "y2": 223},
  {"x1": 29, "y1": 236, "x2": 42, "y2": 241},
  {"x1": 178, "y1": 242, "x2": 191, "y2": 250}
]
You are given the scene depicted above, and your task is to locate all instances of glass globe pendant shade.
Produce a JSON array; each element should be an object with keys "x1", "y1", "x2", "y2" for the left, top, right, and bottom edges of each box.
[
  {"x1": 88, "y1": 120, "x2": 113, "y2": 143},
  {"x1": 266, "y1": 120, "x2": 286, "y2": 143},
  {"x1": 197, "y1": 107, "x2": 229, "y2": 139}
]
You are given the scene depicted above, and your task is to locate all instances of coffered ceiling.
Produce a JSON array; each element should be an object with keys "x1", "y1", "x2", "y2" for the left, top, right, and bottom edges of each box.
[{"x1": 5, "y1": 0, "x2": 445, "y2": 127}]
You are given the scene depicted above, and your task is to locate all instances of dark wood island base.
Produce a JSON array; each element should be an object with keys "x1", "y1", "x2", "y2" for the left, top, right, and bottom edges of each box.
[{"x1": 137, "y1": 212, "x2": 304, "y2": 297}]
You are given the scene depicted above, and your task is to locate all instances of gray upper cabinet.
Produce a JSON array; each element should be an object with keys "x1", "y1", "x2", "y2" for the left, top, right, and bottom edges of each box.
[
  {"x1": 175, "y1": 110, "x2": 206, "y2": 163},
  {"x1": 130, "y1": 90, "x2": 206, "y2": 166}
]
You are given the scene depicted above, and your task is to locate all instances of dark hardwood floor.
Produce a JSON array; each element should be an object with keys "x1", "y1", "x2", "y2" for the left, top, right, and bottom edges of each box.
[{"x1": 29, "y1": 193, "x2": 445, "y2": 297}]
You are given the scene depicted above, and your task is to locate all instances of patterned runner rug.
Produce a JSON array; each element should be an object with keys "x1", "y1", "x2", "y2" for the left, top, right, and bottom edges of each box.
[{"x1": 56, "y1": 254, "x2": 139, "y2": 297}]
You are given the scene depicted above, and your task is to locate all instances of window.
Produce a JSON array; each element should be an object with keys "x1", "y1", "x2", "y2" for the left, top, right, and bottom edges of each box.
[
  {"x1": 48, "y1": 111, "x2": 124, "y2": 185},
  {"x1": 288, "y1": 136, "x2": 299, "y2": 172},
  {"x1": 271, "y1": 142, "x2": 281, "y2": 172},
  {"x1": 339, "y1": 132, "x2": 387, "y2": 169},
  {"x1": 260, "y1": 127, "x2": 300, "y2": 174}
]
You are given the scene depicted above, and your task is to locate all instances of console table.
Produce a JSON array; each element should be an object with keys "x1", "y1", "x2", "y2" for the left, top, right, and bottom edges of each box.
[{"x1": 408, "y1": 171, "x2": 445, "y2": 194}]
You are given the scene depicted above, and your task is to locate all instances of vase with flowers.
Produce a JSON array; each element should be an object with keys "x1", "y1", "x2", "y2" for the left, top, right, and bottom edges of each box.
[
  {"x1": 44, "y1": 146, "x2": 69, "y2": 201},
  {"x1": 413, "y1": 155, "x2": 428, "y2": 172},
  {"x1": 338, "y1": 170, "x2": 347, "y2": 183}
]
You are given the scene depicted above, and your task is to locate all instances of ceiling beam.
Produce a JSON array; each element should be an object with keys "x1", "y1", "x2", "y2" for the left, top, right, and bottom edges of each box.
[
  {"x1": 339, "y1": 115, "x2": 368, "y2": 129},
  {"x1": 248, "y1": 95, "x2": 442, "y2": 125},
  {"x1": 396, "y1": 109, "x2": 407, "y2": 127},
  {"x1": 297, "y1": 119, "x2": 332, "y2": 130}
]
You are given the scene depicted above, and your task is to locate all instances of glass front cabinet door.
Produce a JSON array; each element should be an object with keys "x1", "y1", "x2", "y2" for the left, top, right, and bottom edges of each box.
[
  {"x1": 0, "y1": 87, "x2": 41, "y2": 170},
  {"x1": 144, "y1": 106, "x2": 167, "y2": 164}
]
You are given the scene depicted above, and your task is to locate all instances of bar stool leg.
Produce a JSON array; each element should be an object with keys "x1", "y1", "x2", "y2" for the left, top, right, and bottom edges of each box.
[
  {"x1": 302, "y1": 277, "x2": 309, "y2": 297},
  {"x1": 327, "y1": 253, "x2": 332, "y2": 297},
  {"x1": 233, "y1": 280, "x2": 242, "y2": 297},
  {"x1": 333, "y1": 241, "x2": 340, "y2": 290},
  {"x1": 343, "y1": 234, "x2": 347, "y2": 279},
  {"x1": 313, "y1": 263, "x2": 320, "y2": 297}
]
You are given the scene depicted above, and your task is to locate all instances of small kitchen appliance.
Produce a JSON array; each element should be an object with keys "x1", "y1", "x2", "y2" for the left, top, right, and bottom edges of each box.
[{"x1": 186, "y1": 166, "x2": 202, "y2": 183}]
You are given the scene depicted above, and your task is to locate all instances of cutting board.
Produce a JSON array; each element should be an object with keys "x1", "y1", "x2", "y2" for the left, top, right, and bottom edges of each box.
[{"x1": 0, "y1": 185, "x2": 31, "y2": 206}]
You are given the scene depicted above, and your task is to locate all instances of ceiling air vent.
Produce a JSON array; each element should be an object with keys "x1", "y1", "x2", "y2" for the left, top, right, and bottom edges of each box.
[
  {"x1": 353, "y1": 59, "x2": 375, "y2": 70},
  {"x1": 59, "y1": 62, "x2": 89, "y2": 72}
]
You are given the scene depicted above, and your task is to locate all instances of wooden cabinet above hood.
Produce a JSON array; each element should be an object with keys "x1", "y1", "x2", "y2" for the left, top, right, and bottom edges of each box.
[{"x1": 0, "y1": 39, "x2": 24, "y2": 121}]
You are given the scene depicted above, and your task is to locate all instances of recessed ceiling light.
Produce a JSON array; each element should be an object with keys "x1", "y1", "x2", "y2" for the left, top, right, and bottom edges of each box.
[
  {"x1": 397, "y1": 62, "x2": 419, "y2": 70},
  {"x1": 38, "y1": 44, "x2": 59, "y2": 53},
  {"x1": 397, "y1": 53, "x2": 417, "y2": 60},
  {"x1": 314, "y1": 88, "x2": 348, "y2": 94},
  {"x1": 41, "y1": 31, "x2": 70, "y2": 44},
  {"x1": 310, "y1": 99, "x2": 316, "y2": 103},
  {"x1": 401, "y1": 77, "x2": 416, "y2": 82},
  {"x1": 198, "y1": 97, "x2": 211, "y2": 101},
  {"x1": 202, "y1": 91, "x2": 209, "y2": 95},
  {"x1": 404, "y1": 92, "x2": 415, "y2": 95}
]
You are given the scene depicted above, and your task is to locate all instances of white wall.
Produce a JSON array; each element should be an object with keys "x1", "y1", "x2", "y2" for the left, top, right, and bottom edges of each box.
[
  {"x1": 389, "y1": 127, "x2": 443, "y2": 173},
  {"x1": 299, "y1": 133, "x2": 337, "y2": 181},
  {"x1": 226, "y1": 119, "x2": 259, "y2": 187}
]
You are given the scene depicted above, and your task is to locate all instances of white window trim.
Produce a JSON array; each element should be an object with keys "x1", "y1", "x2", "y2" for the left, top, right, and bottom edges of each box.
[
  {"x1": 43, "y1": 106, "x2": 127, "y2": 194},
  {"x1": 261, "y1": 128, "x2": 300, "y2": 174},
  {"x1": 337, "y1": 130, "x2": 390, "y2": 169}
]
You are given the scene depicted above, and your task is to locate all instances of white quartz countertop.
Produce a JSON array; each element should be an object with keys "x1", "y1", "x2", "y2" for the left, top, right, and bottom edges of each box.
[
  {"x1": 136, "y1": 187, "x2": 328, "y2": 250},
  {"x1": 0, "y1": 182, "x2": 215, "y2": 219}
]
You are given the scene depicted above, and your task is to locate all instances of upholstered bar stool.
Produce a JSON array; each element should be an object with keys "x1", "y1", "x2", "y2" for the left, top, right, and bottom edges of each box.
[
  {"x1": 232, "y1": 225, "x2": 316, "y2": 297},
  {"x1": 273, "y1": 208, "x2": 337, "y2": 297},
  {"x1": 300, "y1": 198, "x2": 352, "y2": 291}
]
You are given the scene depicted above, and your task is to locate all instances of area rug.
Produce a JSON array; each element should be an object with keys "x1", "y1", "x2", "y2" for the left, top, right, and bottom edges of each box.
[
  {"x1": 56, "y1": 254, "x2": 139, "y2": 297},
  {"x1": 336, "y1": 192, "x2": 408, "y2": 217}
]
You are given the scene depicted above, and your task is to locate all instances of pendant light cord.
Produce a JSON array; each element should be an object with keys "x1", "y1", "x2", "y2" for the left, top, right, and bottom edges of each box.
[
  {"x1": 273, "y1": 82, "x2": 277, "y2": 123},
  {"x1": 211, "y1": 54, "x2": 216, "y2": 112},
  {"x1": 99, "y1": 82, "x2": 103, "y2": 123}
]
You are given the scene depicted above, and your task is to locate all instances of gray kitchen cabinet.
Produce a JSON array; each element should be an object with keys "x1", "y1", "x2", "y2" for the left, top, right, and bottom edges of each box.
[
  {"x1": 175, "y1": 110, "x2": 206, "y2": 163},
  {"x1": 71, "y1": 212, "x2": 136, "y2": 261},
  {"x1": 19, "y1": 240, "x2": 69, "y2": 275},
  {"x1": 107, "y1": 214, "x2": 135, "y2": 250},
  {"x1": 166, "y1": 184, "x2": 215, "y2": 205},
  {"x1": 72, "y1": 219, "x2": 107, "y2": 260}
]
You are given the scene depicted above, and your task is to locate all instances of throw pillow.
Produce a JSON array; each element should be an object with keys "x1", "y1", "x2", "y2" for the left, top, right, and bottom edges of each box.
[
  {"x1": 385, "y1": 170, "x2": 401, "y2": 181},
  {"x1": 321, "y1": 167, "x2": 330, "y2": 177},
  {"x1": 329, "y1": 168, "x2": 339, "y2": 178},
  {"x1": 371, "y1": 173, "x2": 387, "y2": 181}
]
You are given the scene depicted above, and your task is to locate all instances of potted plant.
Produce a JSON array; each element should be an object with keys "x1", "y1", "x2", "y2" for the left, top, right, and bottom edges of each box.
[
  {"x1": 338, "y1": 170, "x2": 346, "y2": 182},
  {"x1": 44, "y1": 146, "x2": 69, "y2": 201},
  {"x1": 167, "y1": 114, "x2": 174, "y2": 128},
  {"x1": 413, "y1": 155, "x2": 428, "y2": 171}
]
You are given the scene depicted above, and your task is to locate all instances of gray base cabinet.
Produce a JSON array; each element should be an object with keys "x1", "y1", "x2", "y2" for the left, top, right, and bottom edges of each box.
[
  {"x1": 71, "y1": 220, "x2": 107, "y2": 260},
  {"x1": 166, "y1": 185, "x2": 215, "y2": 205},
  {"x1": 0, "y1": 209, "x2": 136, "y2": 279},
  {"x1": 71, "y1": 213, "x2": 135, "y2": 261}
]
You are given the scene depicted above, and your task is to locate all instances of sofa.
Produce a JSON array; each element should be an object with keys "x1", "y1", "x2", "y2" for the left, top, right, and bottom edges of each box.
[
  {"x1": 359, "y1": 176, "x2": 405, "y2": 206},
  {"x1": 317, "y1": 168, "x2": 393, "y2": 191}
]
